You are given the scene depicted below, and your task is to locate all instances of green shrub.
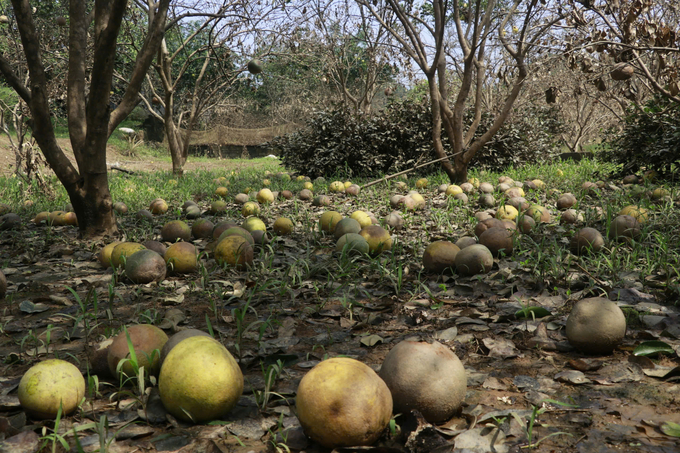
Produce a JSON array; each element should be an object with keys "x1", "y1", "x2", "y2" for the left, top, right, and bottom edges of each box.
[
  {"x1": 601, "y1": 95, "x2": 680, "y2": 177},
  {"x1": 268, "y1": 98, "x2": 563, "y2": 178}
]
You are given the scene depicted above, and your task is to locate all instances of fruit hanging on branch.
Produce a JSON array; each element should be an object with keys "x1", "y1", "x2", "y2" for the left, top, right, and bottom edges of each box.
[
  {"x1": 247, "y1": 59, "x2": 263, "y2": 74},
  {"x1": 610, "y1": 63, "x2": 634, "y2": 81}
]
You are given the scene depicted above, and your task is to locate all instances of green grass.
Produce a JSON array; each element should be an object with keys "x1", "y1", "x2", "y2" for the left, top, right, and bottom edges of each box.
[{"x1": 2, "y1": 154, "x2": 679, "y2": 303}]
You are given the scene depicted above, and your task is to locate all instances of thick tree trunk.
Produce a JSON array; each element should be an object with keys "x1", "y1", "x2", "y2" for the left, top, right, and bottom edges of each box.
[
  {"x1": 452, "y1": 156, "x2": 469, "y2": 183},
  {"x1": 66, "y1": 171, "x2": 117, "y2": 237}
]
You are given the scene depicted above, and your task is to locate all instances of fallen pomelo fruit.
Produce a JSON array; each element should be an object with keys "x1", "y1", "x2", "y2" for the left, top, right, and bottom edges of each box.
[
  {"x1": 160, "y1": 329, "x2": 213, "y2": 368},
  {"x1": 242, "y1": 216, "x2": 266, "y2": 233},
  {"x1": 423, "y1": 241, "x2": 460, "y2": 273},
  {"x1": 18, "y1": 359, "x2": 85, "y2": 419},
  {"x1": 319, "y1": 211, "x2": 343, "y2": 233},
  {"x1": 191, "y1": 219, "x2": 214, "y2": 239},
  {"x1": 149, "y1": 198, "x2": 168, "y2": 215},
  {"x1": 273, "y1": 217, "x2": 294, "y2": 235},
  {"x1": 334, "y1": 217, "x2": 362, "y2": 239},
  {"x1": 358, "y1": 225, "x2": 392, "y2": 255},
  {"x1": 164, "y1": 242, "x2": 198, "y2": 273},
  {"x1": 335, "y1": 233, "x2": 370, "y2": 255},
  {"x1": 350, "y1": 211, "x2": 372, "y2": 228},
  {"x1": 566, "y1": 297, "x2": 626, "y2": 354},
  {"x1": 161, "y1": 220, "x2": 191, "y2": 242},
  {"x1": 479, "y1": 226, "x2": 514, "y2": 257},
  {"x1": 108, "y1": 324, "x2": 168, "y2": 379},
  {"x1": 256, "y1": 188, "x2": 274, "y2": 204},
  {"x1": 215, "y1": 235, "x2": 254, "y2": 269},
  {"x1": 98, "y1": 241, "x2": 123, "y2": 268},
  {"x1": 329, "y1": 181, "x2": 345, "y2": 193},
  {"x1": 296, "y1": 358, "x2": 392, "y2": 448},
  {"x1": 111, "y1": 242, "x2": 146, "y2": 269},
  {"x1": 217, "y1": 226, "x2": 255, "y2": 246},
  {"x1": 570, "y1": 227, "x2": 604, "y2": 255},
  {"x1": 379, "y1": 340, "x2": 466, "y2": 422},
  {"x1": 159, "y1": 336, "x2": 243, "y2": 423},
  {"x1": 125, "y1": 249, "x2": 166, "y2": 284},
  {"x1": 455, "y1": 244, "x2": 493, "y2": 276}
]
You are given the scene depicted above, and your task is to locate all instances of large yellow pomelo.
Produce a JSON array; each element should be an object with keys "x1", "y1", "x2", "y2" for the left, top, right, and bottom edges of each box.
[
  {"x1": 619, "y1": 205, "x2": 648, "y2": 223},
  {"x1": 296, "y1": 358, "x2": 392, "y2": 448},
  {"x1": 358, "y1": 225, "x2": 392, "y2": 255},
  {"x1": 241, "y1": 216, "x2": 266, "y2": 233},
  {"x1": 18, "y1": 359, "x2": 85, "y2": 419},
  {"x1": 98, "y1": 241, "x2": 123, "y2": 268},
  {"x1": 215, "y1": 235, "x2": 254, "y2": 269},
  {"x1": 111, "y1": 242, "x2": 146, "y2": 269},
  {"x1": 159, "y1": 336, "x2": 243, "y2": 423},
  {"x1": 350, "y1": 211, "x2": 372, "y2": 228},
  {"x1": 319, "y1": 211, "x2": 343, "y2": 233},
  {"x1": 164, "y1": 242, "x2": 198, "y2": 274}
]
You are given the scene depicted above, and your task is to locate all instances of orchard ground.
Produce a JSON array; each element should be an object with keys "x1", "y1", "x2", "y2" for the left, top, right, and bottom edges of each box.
[{"x1": 1, "y1": 142, "x2": 680, "y2": 453}]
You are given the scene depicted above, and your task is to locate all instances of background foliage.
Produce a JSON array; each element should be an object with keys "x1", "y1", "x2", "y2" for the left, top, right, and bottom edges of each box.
[
  {"x1": 602, "y1": 95, "x2": 680, "y2": 177},
  {"x1": 270, "y1": 98, "x2": 565, "y2": 178}
]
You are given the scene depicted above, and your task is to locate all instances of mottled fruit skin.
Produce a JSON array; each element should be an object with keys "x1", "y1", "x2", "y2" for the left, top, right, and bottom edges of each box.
[
  {"x1": 191, "y1": 219, "x2": 214, "y2": 240},
  {"x1": 159, "y1": 336, "x2": 243, "y2": 422},
  {"x1": 423, "y1": 241, "x2": 460, "y2": 273},
  {"x1": 455, "y1": 244, "x2": 494, "y2": 276},
  {"x1": 570, "y1": 227, "x2": 604, "y2": 255},
  {"x1": 164, "y1": 242, "x2": 198, "y2": 274},
  {"x1": 379, "y1": 341, "x2": 467, "y2": 422},
  {"x1": 358, "y1": 225, "x2": 392, "y2": 255},
  {"x1": 111, "y1": 242, "x2": 146, "y2": 269},
  {"x1": 319, "y1": 211, "x2": 343, "y2": 233},
  {"x1": 160, "y1": 329, "x2": 212, "y2": 368},
  {"x1": 296, "y1": 358, "x2": 393, "y2": 449},
  {"x1": 215, "y1": 235, "x2": 254, "y2": 269},
  {"x1": 125, "y1": 249, "x2": 167, "y2": 284},
  {"x1": 161, "y1": 220, "x2": 191, "y2": 242},
  {"x1": 566, "y1": 297, "x2": 626, "y2": 354},
  {"x1": 142, "y1": 240, "x2": 167, "y2": 257},
  {"x1": 98, "y1": 241, "x2": 122, "y2": 268},
  {"x1": 335, "y1": 233, "x2": 370, "y2": 255},
  {"x1": 479, "y1": 227, "x2": 513, "y2": 257},
  {"x1": 18, "y1": 359, "x2": 85, "y2": 419},
  {"x1": 333, "y1": 217, "x2": 362, "y2": 240},
  {"x1": 608, "y1": 215, "x2": 641, "y2": 242},
  {"x1": 107, "y1": 325, "x2": 168, "y2": 378}
]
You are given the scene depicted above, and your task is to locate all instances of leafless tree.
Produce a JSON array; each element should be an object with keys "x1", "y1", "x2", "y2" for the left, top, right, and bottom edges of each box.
[
  {"x1": 357, "y1": 0, "x2": 564, "y2": 183},
  {"x1": 300, "y1": 0, "x2": 397, "y2": 114}
]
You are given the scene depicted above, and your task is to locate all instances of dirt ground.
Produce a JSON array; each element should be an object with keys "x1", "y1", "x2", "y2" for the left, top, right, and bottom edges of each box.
[
  {"x1": 1, "y1": 138, "x2": 680, "y2": 453},
  {"x1": 0, "y1": 136, "x2": 259, "y2": 176}
]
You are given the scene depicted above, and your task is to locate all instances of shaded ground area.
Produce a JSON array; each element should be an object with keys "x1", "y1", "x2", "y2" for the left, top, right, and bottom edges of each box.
[{"x1": 1, "y1": 165, "x2": 680, "y2": 453}]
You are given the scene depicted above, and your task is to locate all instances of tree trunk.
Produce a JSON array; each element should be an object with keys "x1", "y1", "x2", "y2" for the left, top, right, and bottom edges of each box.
[
  {"x1": 167, "y1": 122, "x2": 185, "y2": 176},
  {"x1": 164, "y1": 92, "x2": 186, "y2": 176},
  {"x1": 427, "y1": 74, "x2": 457, "y2": 183},
  {"x1": 452, "y1": 156, "x2": 469, "y2": 183},
  {"x1": 66, "y1": 171, "x2": 117, "y2": 237}
]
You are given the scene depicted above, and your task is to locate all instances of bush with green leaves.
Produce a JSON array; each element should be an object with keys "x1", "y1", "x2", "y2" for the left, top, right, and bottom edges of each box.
[
  {"x1": 268, "y1": 98, "x2": 564, "y2": 178},
  {"x1": 601, "y1": 95, "x2": 680, "y2": 178}
]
